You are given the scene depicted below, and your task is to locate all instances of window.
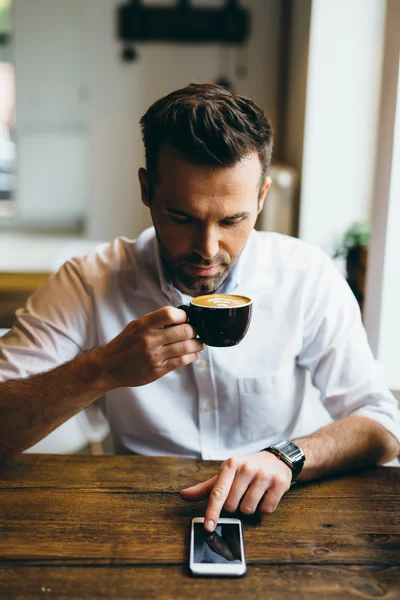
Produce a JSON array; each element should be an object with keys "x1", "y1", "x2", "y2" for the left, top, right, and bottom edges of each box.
[{"x1": 0, "y1": 0, "x2": 15, "y2": 216}]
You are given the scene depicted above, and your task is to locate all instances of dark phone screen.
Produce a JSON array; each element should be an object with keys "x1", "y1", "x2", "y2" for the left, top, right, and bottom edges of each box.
[{"x1": 192, "y1": 523, "x2": 243, "y2": 564}]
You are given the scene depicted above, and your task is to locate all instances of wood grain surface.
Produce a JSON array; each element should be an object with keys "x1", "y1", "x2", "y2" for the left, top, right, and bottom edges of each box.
[
  {"x1": 1, "y1": 566, "x2": 399, "y2": 600},
  {"x1": 0, "y1": 455, "x2": 399, "y2": 599}
]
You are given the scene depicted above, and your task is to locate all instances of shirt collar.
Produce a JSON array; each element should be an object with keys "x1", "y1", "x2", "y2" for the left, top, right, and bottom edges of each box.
[{"x1": 153, "y1": 229, "x2": 255, "y2": 306}]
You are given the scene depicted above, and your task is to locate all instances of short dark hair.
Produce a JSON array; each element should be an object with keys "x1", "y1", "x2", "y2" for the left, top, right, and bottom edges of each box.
[{"x1": 140, "y1": 83, "x2": 273, "y2": 191}]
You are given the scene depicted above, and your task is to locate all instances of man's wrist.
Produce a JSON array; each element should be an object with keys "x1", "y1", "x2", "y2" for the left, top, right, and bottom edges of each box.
[
  {"x1": 261, "y1": 440, "x2": 305, "y2": 480},
  {"x1": 83, "y1": 347, "x2": 114, "y2": 394}
]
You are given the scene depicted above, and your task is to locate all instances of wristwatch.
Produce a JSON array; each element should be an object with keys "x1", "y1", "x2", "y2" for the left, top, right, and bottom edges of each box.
[{"x1": 261, "y1": 440, "x2": 305, "y2": 480}]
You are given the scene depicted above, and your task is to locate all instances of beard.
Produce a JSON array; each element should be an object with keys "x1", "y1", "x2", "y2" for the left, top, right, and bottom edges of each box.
[
  {"x1": 174, "y1": 262, "x2": 232, "y2": 294},
  {"x1": 154, "y1": 228, "x2": 237, "y2": 295}
]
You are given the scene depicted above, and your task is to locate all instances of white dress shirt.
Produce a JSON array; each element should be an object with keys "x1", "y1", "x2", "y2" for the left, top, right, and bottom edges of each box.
[{"x1": 1, "y1": 227, "x2": 399, "y2": 459}]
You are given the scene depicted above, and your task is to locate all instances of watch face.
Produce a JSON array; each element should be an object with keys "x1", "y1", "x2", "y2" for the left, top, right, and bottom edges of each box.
[
  {"x1": 286, "y1": 443, "x2": 299, "y2": 455},
  {"x1": 269, "y1": 441, "x2": 305, "y2": 479},
  {"x1": 275, "y1": 441, "x2": 305, "y2": 463}
]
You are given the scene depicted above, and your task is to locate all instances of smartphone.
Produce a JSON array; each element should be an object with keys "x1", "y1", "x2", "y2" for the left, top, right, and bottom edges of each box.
[{"x1": 189, "y1": 517, "x2": 247, "y2": 577}]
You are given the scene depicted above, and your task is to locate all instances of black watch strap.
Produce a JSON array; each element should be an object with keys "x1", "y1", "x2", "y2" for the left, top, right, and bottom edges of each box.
[{"x1": 261, "y1": 440, "x2": 305, "y2": 479}]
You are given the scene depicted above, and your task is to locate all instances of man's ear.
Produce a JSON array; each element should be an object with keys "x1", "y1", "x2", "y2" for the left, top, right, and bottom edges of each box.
[
  {"x1": 257, "y1": 176, "x2": 272, "y2": 214},
  {"x1": 138, "y1": 168, "x2": 150, "y2": 207}
]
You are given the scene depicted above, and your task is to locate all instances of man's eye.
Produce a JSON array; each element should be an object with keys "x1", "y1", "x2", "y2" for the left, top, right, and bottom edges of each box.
[
  {"x1": 170, "y1": 215, "x2": 190, "y2": 223},
  {"x1": 221, "y1": 219, "x2": 243, "y2": 227}
]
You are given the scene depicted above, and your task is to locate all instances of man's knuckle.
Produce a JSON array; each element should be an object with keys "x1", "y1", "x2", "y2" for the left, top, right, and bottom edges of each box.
[
  {"x1": 183, "y1": 324, "x2": 193, "y2": 339},
  {"x1": 223, "y1": 500, "x2": 236, "y2": 512},
  {"x1": 176, "y1": 354, "x2": 188, "y2": 367},
  {"x1": 181, "y1": 340, "x2": 190, "y2": 353},
  {"x1": 164, "y1": 306, "x2": 176, "y2": 321},
  {"x1": 240, "y1": 503, "x2": 255, "y2": 515},
  {"x1": 273, "y1": 474, "x2": 289, "y2": 490},
  {"x1": 256, "y1": 469, "x2": 269, "y2": 484},
  {"x1": 225, "y1": 457, "x2": 239, "y2": 471},
  {"x1": 126, "y1": 319, "x2": 139, "y2": 333},
  {"x1": 260, "y1": 504, "x2": 275, "y2": 515},
  {"x1": 240, "y1": 462, "x2": 254, "y2": 477},
  {"x1": 256, "y1": 476, "x2": 269, "y2": 489},
  {"x1": 211, "y1": 486, "x2": 226, "y2": 501}
]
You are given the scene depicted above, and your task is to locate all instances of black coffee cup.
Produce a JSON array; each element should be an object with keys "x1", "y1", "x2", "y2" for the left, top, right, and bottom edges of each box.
[{"x1": 179, "y1": 293, "x2": 253, "y2": 347}]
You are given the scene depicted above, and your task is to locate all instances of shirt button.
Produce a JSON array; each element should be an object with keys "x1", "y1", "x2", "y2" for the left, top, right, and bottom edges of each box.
[
  {"x1": 197, "y1": 360, "x2": 209, "y2": 368},
  {"x1": 203, "y1": 403, "x2": 213, "y2": 412}
]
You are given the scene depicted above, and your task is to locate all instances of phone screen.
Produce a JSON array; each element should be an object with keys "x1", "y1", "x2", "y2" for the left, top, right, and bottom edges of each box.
[{"x1": 192, "y1": 522, "x2": 243, "y2": 564}]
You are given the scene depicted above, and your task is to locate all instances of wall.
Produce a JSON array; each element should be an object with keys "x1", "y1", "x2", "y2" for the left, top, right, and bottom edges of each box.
[
  {"x1": 84, "y1": 0, "x2": 282, "y2": 240},
  {"x1": 378, "y1": 93, "x2": 400, "y2": 389},
  {"x1": 298, "y1": 0, "x2": 400, "y2": 391},
  {"x1": 363, "y1": 0, "x2": 400, "y2": 390},
  {"x1": 11, "y1": 0, "x2": 282, "y2": 240},
  {"x1": 298, "y1": 0, "x2": 386, "y2": 256}
]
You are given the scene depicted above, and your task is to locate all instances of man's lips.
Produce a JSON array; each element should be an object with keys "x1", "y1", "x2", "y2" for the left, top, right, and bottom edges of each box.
[{"x1": 183, "y1": 263, "x2": 222, "y2": 276}]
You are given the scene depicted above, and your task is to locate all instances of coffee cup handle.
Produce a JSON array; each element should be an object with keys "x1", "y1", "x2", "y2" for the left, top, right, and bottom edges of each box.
[
  {"x1": 178, "y1": 304, "x2": 192, "y2": 324},
  {"x1": 178, "y1": 305, "x2": 203, "y2": 343}
]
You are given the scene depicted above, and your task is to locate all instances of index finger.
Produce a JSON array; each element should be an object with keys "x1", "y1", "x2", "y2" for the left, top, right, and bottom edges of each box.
[
  {"x1": 204, "y1": 463, "x2": 236, "y2": 532},
  {"x1": 145, "y1": 306, "x2": 188, "y2": 330}
]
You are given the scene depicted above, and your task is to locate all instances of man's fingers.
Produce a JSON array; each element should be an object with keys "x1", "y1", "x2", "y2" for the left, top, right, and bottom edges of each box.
[
  {"x1": 204, "y1": 464, "x2": 236, "y2": 532},
  {"x1": 145, "y1": 306, "x2": 189, "y2": 330},
  {"x1": 180, "y1": 476, "x2": 217, "y2": 502},
  {"x1": 162, "y1": 339, "x2": 204, "y2": 360},
  {"x1": 161, "y1": 322, "x2": 198, "y2": 345},
  {"x1": 259, "y1": 478, "x2": 288, "y2": 514},
  {"x1": 222, "y1": 468, "x2": 254, "y2": 513},
  {"x1": 180, "y1": 453, "x2": 291, "y2": 538},
  {"x1": 163, "y1": 350, "x2": 202, "y2": 371},
  {"x1": 239, "y1": 475, "x2": 271, "y2": 515}
]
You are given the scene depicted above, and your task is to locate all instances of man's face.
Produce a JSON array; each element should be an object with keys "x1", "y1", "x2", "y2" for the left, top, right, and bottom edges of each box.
[{"x1": 139, "y1": 146, "x2": 270, "y2": 296}]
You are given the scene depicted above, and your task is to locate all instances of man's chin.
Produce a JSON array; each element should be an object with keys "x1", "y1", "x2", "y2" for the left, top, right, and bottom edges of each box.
[{"x1": 175, "y1": 271, "x2": 229, "y2": 296}]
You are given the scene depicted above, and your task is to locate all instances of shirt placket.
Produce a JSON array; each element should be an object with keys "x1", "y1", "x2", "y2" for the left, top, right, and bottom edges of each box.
[{"x1": 193, "y1": 346, "x2": 219, "y2": 460}]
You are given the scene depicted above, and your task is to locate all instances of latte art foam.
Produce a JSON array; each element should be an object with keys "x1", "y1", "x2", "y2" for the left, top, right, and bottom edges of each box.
[
  {"x1": 206, "y1": 299, "x2": 238, "y2": 307},
  {"x1": 192, "y1": 294, "x2": 251, "y2": 308}
]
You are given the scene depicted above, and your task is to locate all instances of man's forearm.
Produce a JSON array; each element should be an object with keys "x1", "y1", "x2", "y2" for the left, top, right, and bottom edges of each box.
[
  {"x1": 0, "y1": 348, "x2": 110, "y2": 460},
  {"x1": 294, "y1": 415, "x2": 400, "y2": 481}
]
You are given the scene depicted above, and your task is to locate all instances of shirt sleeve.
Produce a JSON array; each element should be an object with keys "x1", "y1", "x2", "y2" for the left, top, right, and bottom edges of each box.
[
  {"x1": 0, "y1": 258, "x2": 94, "y2": 382},
  {"x1": 297, "y1": 251, "x2": 400, "y2": 444}
]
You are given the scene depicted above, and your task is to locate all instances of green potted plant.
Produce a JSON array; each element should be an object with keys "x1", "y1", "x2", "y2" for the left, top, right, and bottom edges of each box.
[{"x1": 333, "y1": 221, "x2": 371, "y2": 311}]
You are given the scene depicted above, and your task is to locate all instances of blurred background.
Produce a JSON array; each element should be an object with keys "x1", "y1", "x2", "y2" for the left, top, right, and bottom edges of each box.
[{"x1": 0, "y1": 0, "x2": 399, "y2": 452}]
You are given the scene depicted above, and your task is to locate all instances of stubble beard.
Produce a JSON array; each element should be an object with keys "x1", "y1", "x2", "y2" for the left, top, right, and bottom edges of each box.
[
  {"x1": 154, "y1": 227, "x2": 236, "y2": 295},
  {"x1": 174, "y1": 265, "x2": 232, "y2": 295}
]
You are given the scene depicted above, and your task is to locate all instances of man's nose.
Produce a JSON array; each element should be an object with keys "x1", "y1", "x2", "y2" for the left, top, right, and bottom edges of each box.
[{"x1": 194, "y1": 226, "x2": 219, "y2": 261}]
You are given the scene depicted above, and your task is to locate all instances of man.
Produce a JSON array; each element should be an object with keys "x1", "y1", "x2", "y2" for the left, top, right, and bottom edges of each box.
[{"x1": 0, "y1": 84, "x2": 399, "y2": 534}]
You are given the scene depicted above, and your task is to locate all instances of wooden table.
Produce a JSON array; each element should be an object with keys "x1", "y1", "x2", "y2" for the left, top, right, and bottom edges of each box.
[
  {"x1": 0, "y1": 455, "x2": 399, "y2": 599},
  {"x1": 0, "y1": 272, "x2": 49, "y2": 328}
]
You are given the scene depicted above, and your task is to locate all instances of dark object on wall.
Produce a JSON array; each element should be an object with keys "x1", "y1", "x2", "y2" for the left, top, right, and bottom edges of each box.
[
  {"x1": 118, "y1": 0, "x2": 250, "y2": 62},
  {"x1": 214, "y1": 77, "x2": 233, "y2": 91},
  {"x1": 121, "y1": 46, "x2": 138, "y2": 62}
]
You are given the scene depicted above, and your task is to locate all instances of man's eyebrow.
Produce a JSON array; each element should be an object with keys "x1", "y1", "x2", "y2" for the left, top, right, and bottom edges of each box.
[
  {"x1": 165, "y1": 208, "x2": 251, "y2": 219},
  {"x1": 222, "y1": 212, "x2": 251, "y2": 219},
  {"x1": 165, "y1": 208, "x2": 193, "y2": 217}
]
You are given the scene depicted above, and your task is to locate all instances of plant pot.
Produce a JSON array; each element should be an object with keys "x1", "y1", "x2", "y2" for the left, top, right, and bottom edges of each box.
[{"x1": 346, "y1": 245, "x2": 368, "y2": 313}]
